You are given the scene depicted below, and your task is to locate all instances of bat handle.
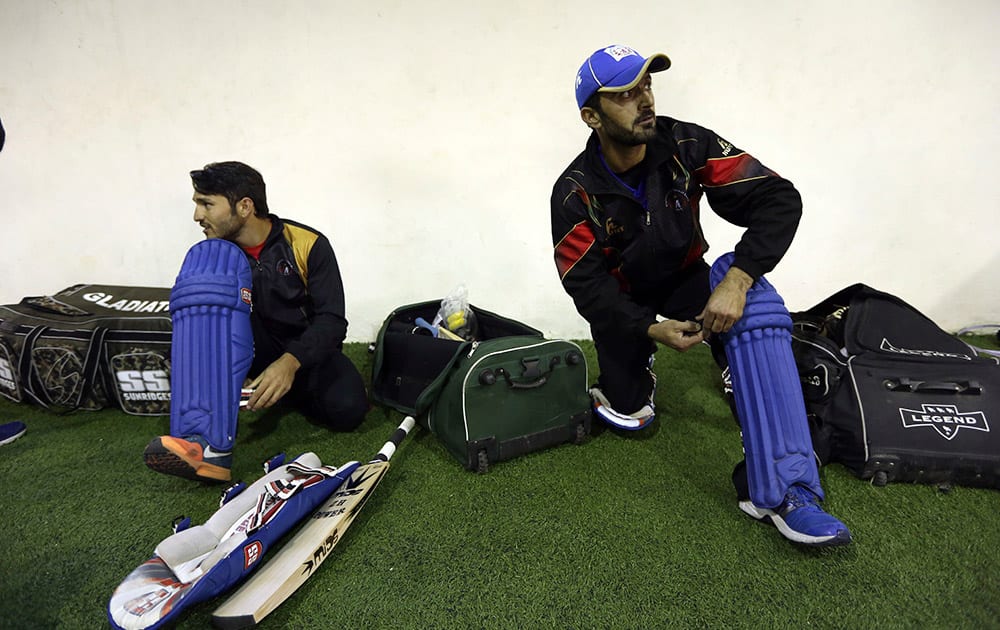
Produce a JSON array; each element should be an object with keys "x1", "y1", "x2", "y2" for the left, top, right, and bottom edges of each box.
[{"x1": 373, "y1": 416, "x2": 417, "y2": 462}]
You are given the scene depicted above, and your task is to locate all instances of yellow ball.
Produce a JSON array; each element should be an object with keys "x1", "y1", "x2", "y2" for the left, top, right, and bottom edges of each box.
[{"x1": 446, "y1": 311, "x2": 466, "y2": 330}]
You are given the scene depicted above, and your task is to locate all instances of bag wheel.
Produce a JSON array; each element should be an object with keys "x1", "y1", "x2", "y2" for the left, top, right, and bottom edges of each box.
[
  {"x1": 573, "y1": 422, "x2": 587, "y2": 445},
  {"x1": 476, "y1": 448, "x2": 489, "y2": 474}
]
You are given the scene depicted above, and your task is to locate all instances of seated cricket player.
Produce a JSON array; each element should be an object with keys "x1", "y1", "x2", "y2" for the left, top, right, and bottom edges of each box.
[
  {"x1": 551, "y1": 45, "x2": 851, "y2": 546},
  {"x1": 144, "y1": 161, "x2": 368, "y2": 482}
]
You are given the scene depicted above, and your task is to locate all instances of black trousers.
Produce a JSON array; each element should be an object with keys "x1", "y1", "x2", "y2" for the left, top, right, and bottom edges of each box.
[
  {"x1": 593, "y1": 260, "x2": 750, "y2": 499},
  {"x1": 593, "y1": 260, "x2": 724, "y2": 414},
  {"x1": 251, "y1": 337, "x2": 368, "y2": 432}
]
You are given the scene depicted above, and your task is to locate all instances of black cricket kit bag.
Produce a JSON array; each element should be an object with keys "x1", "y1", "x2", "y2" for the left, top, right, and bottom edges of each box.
[
  {"x1": 791, "y1": 284, "x2": 1000, "y2": 488},
  {"x1": 370, "y1": 301, "x2": 592, "y2": 472},
  {"x1": 0, "y1": 284, "x2": 172, "y2": 415}
]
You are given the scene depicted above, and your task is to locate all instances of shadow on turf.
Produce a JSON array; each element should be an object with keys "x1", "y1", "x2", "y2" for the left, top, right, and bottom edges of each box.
[
  {"x1": 589, "y1": 414, "x2": 662, "y2": 441},
  {"x1": 238, "y1": 401, "x2": 371, "y2": 445}
]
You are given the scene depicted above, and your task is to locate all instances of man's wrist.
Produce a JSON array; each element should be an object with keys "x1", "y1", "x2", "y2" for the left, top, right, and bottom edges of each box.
[
  {"x1": 647, "y1": 318, "x2": 669, "y2": 335},
  {"x1": 279, "y1": 352, "x2": 302, "y2": 371},
  {"x1": 724, "y1": 267, "x2": 753, "y2": 291}
]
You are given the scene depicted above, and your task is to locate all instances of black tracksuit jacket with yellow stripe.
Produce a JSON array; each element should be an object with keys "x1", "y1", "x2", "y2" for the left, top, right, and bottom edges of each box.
[
  {"x1": 247, "y1": 215, "x2": 348, "y2": 368},
  {"x1": 550, "y1": 116, "x2": 802, "y2": 339}
]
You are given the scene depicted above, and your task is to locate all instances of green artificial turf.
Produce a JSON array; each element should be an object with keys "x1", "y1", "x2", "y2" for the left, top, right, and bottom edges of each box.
[{"x1": 1, "y1": 337, "x2": 998, "y2": 629}]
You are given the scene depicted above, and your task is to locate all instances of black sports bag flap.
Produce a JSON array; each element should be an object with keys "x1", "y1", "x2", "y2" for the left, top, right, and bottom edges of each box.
[
  {"x1": 844, "y1": 285, "x2": 979, "y2": 361},
  {"x1": 20, "y1": 284, "x2": 171, "y2": 319},
  {"x1": 806, "y1": 284, "x2": 980, "y2": 362}
]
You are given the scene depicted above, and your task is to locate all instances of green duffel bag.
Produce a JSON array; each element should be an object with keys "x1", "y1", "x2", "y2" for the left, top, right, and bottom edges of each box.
[{"x1": 370, "y1": 300, "x2": 592, "y2": 472}]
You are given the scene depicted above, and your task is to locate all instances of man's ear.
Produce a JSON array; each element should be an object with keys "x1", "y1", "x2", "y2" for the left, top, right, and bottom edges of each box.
[
  {"x1": 580, "y1": 106, "x2": 602, "y2": 130},
  {"x1": 237, "y1": 197, "x2": 254, "y2": 217}
]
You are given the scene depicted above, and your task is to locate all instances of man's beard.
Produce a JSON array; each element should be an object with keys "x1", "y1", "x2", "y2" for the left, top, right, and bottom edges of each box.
[
  {"x1": 602, "y1": 115, "x2": 657, "y2": 146},
  {"x1": 202, "y1": 212, "x2": 243, "y2": 240}
]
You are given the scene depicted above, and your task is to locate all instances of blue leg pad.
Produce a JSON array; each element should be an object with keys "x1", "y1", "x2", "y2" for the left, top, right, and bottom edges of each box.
[
  {"x1": 710, "y1": 252, "x2": 821, "y2": 508},
  {"x1": 169, "y1": 239, "x2": 253, "y2": 452}
]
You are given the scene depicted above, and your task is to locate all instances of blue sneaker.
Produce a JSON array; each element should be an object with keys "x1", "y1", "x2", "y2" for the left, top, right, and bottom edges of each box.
[
  {"x1": 739, "y1": 484, "x2": 852, "y2": 547},
  {"x1": 143, "y1": 434, "x2": 232, "y2": 482},
  {"x1": 0, "y1": 421, "x2": 26, "y2": 446}
]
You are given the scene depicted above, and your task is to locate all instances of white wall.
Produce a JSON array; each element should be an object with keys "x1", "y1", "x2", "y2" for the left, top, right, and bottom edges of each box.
[{"x1": 1, "y1": 0, "x2": 997, "y2": 341}]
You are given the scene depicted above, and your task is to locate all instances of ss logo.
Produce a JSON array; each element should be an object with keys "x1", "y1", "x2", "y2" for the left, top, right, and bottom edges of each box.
[{"x1": 116, "y1": 370, "x2": 169, "y2": 392}]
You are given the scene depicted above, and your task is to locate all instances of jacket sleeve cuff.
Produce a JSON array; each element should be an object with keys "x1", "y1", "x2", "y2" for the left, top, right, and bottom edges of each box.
[
  {"x1": 731, "y1": 255, "x2": 764, "y2": 281},
  {"x1": 635, "y1": 314, "x2": 659, "y2": 340},
  {"x1": 283, "y1": 345, "x2": 311, "y2": 370}
]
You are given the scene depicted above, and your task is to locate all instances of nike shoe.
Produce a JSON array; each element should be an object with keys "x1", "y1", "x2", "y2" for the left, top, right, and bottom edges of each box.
[
  {"x1": 590, "y1": 386, "x2": 655, "y2": 431},
  {"x1": 0, "y1": 421, "x2": 26, "y2": 446},
  {"x1": 144, "y1": 434, "x2": 232, "y2": 482},
  {"x1": 739, "y1": 484, "x2": 852, "y2": 547}
]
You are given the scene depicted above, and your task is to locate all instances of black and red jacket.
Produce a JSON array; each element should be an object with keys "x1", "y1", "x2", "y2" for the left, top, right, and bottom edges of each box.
[
  {"x1": 246, "y1": 215, "x2": 349, "y2": 368},
  {"x1": 550, "y1": 116, "x2": 802, "y2": 339}
]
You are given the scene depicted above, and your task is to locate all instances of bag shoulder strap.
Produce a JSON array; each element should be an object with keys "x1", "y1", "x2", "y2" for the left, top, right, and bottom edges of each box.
[{"x1": 18, "y1": 325, "x2": 107, "y2": 411}]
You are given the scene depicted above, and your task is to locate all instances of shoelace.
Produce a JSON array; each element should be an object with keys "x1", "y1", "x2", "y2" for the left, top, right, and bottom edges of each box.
[{"x1": 781, "y1": 486, "x2": 819, "y2": 515}]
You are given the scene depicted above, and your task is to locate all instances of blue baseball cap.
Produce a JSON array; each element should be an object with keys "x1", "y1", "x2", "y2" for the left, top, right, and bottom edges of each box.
[{"x1": 575, "y1": 45, "x2": 671, "y2": 109}]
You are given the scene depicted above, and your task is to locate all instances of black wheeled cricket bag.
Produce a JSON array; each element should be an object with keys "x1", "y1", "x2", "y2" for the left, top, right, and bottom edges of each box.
[
  {"x1": 370, "y1": 301, "x2": 592, "y2": 472},
  {"x1": 791, "y1": 284, "x2": 1000, "y2": 488},
  {"x1": 0, "y1": 284, "x2": 172, "y2": 415}
]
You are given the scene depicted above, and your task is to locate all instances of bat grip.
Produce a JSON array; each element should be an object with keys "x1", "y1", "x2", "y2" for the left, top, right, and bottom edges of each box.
[{"x1": 374, "y1": 416, "x2": 416, "y2": 461}]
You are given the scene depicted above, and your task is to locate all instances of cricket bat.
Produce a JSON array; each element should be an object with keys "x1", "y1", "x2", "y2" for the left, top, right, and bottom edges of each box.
[{"x1": 210, "y1": 416, "x2": 416, "y2": 629}]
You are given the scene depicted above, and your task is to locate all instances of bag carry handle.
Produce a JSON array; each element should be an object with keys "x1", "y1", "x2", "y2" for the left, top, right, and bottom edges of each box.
[
  {"x1": 485, "y1": 356, "x2": 558, "y2": 390},
  {"x1": 477, "y1": 350, "x2": 585, "y2": 390},
  {"x1": 497, "y1": 356, "x2": 560, "y2": 389},
  {"x1": 884, "y1": 377, "x2": 982, "y2": 395}
]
